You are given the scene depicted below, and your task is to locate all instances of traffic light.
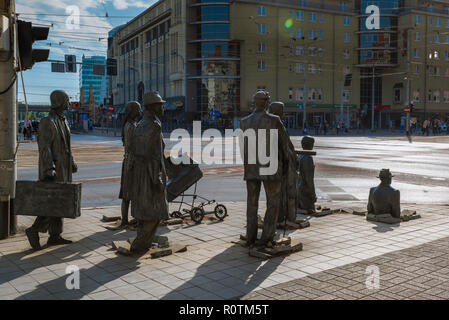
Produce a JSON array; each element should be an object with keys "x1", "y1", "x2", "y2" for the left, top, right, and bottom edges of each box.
[
  {"x1": 17, "y1": 20, "x2": 50, "y2": 70},
  {"x1": 65, "y1": 55, "x2": 77, "y2": 73},
  {"x1": 344, "y1": 74, "x2": 353, "y2": 87},
  {"x1": 107, "y1": 58, "x2": 117, "y2": 76},
  {"x1": 410, "y1": 103, "x2": 414, "y2": 113}
]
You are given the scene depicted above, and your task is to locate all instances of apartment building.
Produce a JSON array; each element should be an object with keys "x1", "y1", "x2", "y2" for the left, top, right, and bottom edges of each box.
[{"x1": 107, "y1": 0, "x2": 449, "y2": 128}]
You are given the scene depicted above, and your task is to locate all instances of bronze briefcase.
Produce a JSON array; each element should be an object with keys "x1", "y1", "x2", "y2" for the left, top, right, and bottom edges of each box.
[{"x1": 14, "y1": 181, "x2": 82, "y2": 219}]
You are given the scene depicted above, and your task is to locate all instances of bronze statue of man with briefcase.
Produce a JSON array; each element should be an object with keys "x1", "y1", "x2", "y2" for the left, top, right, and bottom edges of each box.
[{"x1": 16, "y1": 90, "x2": 81, "y2": 251}]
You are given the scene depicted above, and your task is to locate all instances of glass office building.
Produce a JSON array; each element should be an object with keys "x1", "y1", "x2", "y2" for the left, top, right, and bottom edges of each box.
[
  {"x1": 80, "y1": 56, "x2": 107, "y2": 106},
  {"x1": 188, "y1": 0, "x2": 240, "y2": 121}
]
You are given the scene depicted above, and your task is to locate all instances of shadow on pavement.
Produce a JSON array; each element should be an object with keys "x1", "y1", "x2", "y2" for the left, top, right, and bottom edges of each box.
[{"x1": 162, "y1": 243, "x2": 283, "y2": 300}]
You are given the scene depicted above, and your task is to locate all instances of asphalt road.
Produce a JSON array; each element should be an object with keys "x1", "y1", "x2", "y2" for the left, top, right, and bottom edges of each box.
[{"x1": 17, "y1": 133, "x2": 449, "y2": 208}]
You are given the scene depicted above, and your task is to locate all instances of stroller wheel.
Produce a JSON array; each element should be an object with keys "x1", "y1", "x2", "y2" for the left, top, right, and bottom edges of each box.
[
  {"x1": 171, "y1": 211, "x2": 183, "y2": 219},
  {"x1": 190, "y1": 207, "x2": 205, "y2": 224},
  {"x1": 214, "y1": 204, "x2": 227, "y2": 220}
]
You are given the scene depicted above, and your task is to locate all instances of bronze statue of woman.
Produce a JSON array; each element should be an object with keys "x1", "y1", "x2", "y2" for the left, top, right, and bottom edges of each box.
[{"x1": 119, "y1": 101, "x2": 142, "y2": 227}]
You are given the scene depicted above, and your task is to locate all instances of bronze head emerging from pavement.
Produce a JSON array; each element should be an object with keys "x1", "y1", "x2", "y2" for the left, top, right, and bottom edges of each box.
[{"x1": 301, "y1": 136, "x2": 315, "y2": 151}]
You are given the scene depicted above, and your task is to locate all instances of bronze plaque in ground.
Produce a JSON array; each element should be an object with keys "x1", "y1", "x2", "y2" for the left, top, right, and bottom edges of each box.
[{"x1": 14, "y1": 181, "x2": 82, "y2": 219}]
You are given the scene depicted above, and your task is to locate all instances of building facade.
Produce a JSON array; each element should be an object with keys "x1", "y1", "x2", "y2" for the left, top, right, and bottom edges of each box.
[
  {"x1": 79, "y1": 55, "x2": 107, "y2": 106},
  {"x1": 108, "y1": 0, "x2": 449, "y2": 129}
]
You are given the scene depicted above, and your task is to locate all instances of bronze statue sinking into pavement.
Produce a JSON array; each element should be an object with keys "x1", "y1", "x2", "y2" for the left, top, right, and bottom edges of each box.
[
  {"x1": 119, "y1": 101, "x2": 142, "y2": 228},
  {"x1": 129, "y1": 92, "x2": 169, "y2": 253},
  {"x1": 297, "y1": 136, "x2": 317, "y2": 214},
  {"x1": 367, "y1": 169, "x2": 401, "y2": 223},
  {"x1": 240, "y1": 90, "x2": 295, "y2": 248},
  {"x1": 268, "y1": 102, "x2": 298, "y2": 225},
  {"x1": 25, "y1": 90, "x2": 77, "y2": 250}
]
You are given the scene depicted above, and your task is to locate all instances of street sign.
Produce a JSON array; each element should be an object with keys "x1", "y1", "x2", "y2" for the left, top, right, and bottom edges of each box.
[
  {"x1": 209, "y1": 110, "x2": 220, "y2": 117},
  {"x1": 404, "y1": 106, "x2": 410, "y2": 113},
  {"x1": 108, "y1": 106, "x2": 114, "y2": 112}
]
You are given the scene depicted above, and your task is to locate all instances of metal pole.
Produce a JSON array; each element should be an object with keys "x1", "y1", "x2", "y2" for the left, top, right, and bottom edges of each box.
[
  {"x1": 371, "y1": 67, "x2": 375, "y2": 131},
  {"x1": 302, "y1": 67, "x2": 307, "y2": 132},
  {"x1": 0, "y1": 0, "x2": 17, "y2": 239}
]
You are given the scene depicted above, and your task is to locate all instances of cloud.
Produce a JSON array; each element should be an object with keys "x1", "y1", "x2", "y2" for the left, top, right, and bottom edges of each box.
[{"x1": 112, "y1": 0, "x2": 149, "y2": 10}]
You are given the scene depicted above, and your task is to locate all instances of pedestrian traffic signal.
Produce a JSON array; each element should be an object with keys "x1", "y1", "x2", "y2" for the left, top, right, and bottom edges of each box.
[{"x1": 17, "y1": 20, "x2": 50, "y2": 70}]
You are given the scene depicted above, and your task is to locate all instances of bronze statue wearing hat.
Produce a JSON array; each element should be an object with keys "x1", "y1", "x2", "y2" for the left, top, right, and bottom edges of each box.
[
  {"x1": 25, "y1": 90, "x2": 77, "y2": 250},
  {"x1": 268, "y1": 102, "x2": 298, "y2": 224},
  {"x1": 119, "y1": 101, "x2": 142, "y2": 227},
  {"x1": 240, "y1": 91, "x2": 295, "y2": 248},
  {"x1": 129, "y1": 92, "x2": 169, "y2": 253},
  {"x1": 297, "y1": 136, "x2": 317, "y2": 214},
  {"x1": 367, "y1": 169, "x2": 401, "y2": 219}
]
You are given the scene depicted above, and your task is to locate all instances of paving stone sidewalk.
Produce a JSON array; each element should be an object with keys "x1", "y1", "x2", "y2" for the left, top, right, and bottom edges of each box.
[{"x1": 1, "y1": 201, "x2": 449, "y2": 300}]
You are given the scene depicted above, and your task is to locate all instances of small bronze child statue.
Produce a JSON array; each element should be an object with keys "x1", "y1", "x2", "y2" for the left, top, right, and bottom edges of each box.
[{"x1": 297, "y1": 136, "x2": 317, "y2": 214}]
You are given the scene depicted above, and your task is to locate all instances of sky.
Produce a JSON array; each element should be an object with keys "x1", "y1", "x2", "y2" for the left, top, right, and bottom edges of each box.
[{"x1": 16, "y1": 0, "x2": 158, "y2": 104}]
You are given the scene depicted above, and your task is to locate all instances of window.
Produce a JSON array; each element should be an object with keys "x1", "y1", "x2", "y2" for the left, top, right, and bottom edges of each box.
[
  {"x1": 435, "y1": 66, "x2": 440, "y2": 75},
  {"x1": 296, "y1": 46, "x2": 304, "y2": 56},
  {"x1": 434, "y1": 90, "x2": 440, "y2": 102},
  {"x1": 308, "y1": 88, "x2": 316, "y2": 101},
  {"x1": 257, "y1": 5, "x2": 266, "y2": 16},
  {"x1": 446, "y1": 35, "x2": 449, "y2": 44},
  {"x1": 429, "y1": 34, "x2": 432, "y2": 43},
  {"x1": 413, "y1": 48, "x2": 419, "y2": 58},
  {"x1": 289, "y1": 10, "x2": 294, "y2": 19},
  {"x1": 319, "y1": 14, "x2": 323, "y2": 23},
  {"x1": 318, "y1": 31, "x2": 323, "y2": 40},
  {"x1": 428, "y1": 90, "x2": 432, "y2": 101},
  {"x1": 415, "y1": 32, "x2": 420, "y2": 41},
  {"x1": 317, "y1": 89, "x2": 323, "y2": 101},
  {"x1": 343, "y1": 16, "x2": 350, "y2": 26},
  {"x1": 445, "y1": 51, "x2": 449, "y2": 61},
  {"x1": 446, "y1": 19, "x2": 449, "y2": 28},
  {"x1": 430, "y1": 17, "x2": 433, "y2": 26},
  {"x1": 309, "y1": 12, "x2": 317, "y2": 22},
  {"x1": 308, "y1": 29, "x2": 317, "y2": 40},
  {"x1": 258, "y1": 42, "x2": 266, "y2": 53},
  {"x1": 343, "y1": 90, "x2": 350, "y2": 102},
  {"x1": 343, "y1": 33, "x2": 351, "y2": 43},
  {"x1": 296, "y1": 10, "x2": 304, "y2": 21},
  {"x1": 289, "y1": 88, "x2": 293, "y2": 101},
  {"x1": 436, "y1": 17, "x2": 441, "y2": 27},
  {"x1": 289, "y1": 47, "x2": 294, "y2": 56},
  {"x1": 296, "y1": 88, "x2": 304, "y2": 101},
  {"x1": 308, "y1": 64, "x2": 316, "y2": 74},
  {"x1": 414, "y1": 15, "x2": 421, "y2": 25},
  {"x1": 318, "y1": 48, "x2": 323, "y2": 57},
  {"x1": 257, "y1": 60, "x2": 266, "y2": 71},
  {"x1": 413, "y1": 89, "x2": 420, "y2": 102},
  {"x1": 435, "y1": 34, "x2": 441, "y2": 43},
  {"x1": 289, "y1": 64, "x2": 294, "y2": 72},
  {"x1": 444, "y1": 91, "x2": 449, "y2": 103},
  {"x1": 394, "y1": 88, "x2": 402, "y2": 103},
  {"x1": 414, "y1": 64, "x2": 420, "y2": 74},
  {"x1": 296, "y1": 63, "x2": 305, "y2": 73},
  {"x1": 296, "y1": 28, "x2": 304, "y2": 39},
  {"x1": 257, "y1": 24, "x2": 266, "y2": 34},
  {"x1": 440, "y1": 89, "x2": 448, "y2": 103},
  {"x1": 308, "y1": 47, "x2": 317, "y2": 56},
  {"x1": 343, "y1": 65, "x2": 350, "y2": 74}
]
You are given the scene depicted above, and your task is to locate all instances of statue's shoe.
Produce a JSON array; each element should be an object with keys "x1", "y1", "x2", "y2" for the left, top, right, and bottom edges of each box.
[
  {"x1": 25, "y1": 228, "x2": 42, "y2": 251},
  {"x1": 47, "y1": 236, "x2": 73, "y2": 246}
]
